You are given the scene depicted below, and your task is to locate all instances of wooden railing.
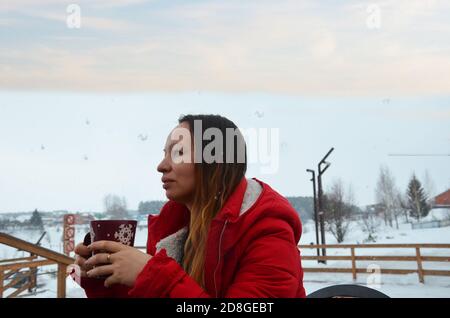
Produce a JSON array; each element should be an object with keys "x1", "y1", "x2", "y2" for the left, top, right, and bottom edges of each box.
[
  {"x1": 0, "y1": 232, "x2": 75, "y2": 298},
  {"x1": 0, "y1": 255, "x2": 39, "y2": 298},
  {"x1": 298, "y1": 243, "x2": 450, "y2": 283}
]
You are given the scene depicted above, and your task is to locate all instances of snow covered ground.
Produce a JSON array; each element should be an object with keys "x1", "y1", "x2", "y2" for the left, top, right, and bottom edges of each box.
[
  {"x1": 1, "y1": 217, "x2": 450, "y2": 298},
  {"x1": 300, "y1": 219, "x2": 450, "y2": 298}
]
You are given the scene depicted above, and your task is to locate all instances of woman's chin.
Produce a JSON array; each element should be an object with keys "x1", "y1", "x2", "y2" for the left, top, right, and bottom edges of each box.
[
  {"x1": 165, "y1": 191, "x2": 188, "y2": 204},
  {"x1": 165, "y1": 190, "x2": 177, "y2": 201}
]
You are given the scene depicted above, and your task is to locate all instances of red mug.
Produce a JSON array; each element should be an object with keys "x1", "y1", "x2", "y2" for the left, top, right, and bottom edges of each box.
[
  {"x1": 83, "y1": 220, "x2": 138, "y2": 279},
  {"x1": 88, "y1": 220, "x2": 138, "y2": 247}
]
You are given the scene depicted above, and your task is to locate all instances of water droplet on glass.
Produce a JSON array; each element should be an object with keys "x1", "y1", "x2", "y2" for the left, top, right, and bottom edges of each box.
[
  {"x1": 138, "y1": 134, "x2": 149, "y2": 141},
  {"x1": 255, "y1": 111, "x2": 264, "y2": 118}
]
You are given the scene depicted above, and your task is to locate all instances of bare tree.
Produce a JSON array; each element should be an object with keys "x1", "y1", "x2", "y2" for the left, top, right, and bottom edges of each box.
[
  {"x1": 392, "y1": 192, "x2": 403, "y2": 229},
  {"x1": 422, "y1": 170, "x2": 436, "y2": 206},
  {"x1": 375, "y1": 165, "x2": 402, "y2": 229},
  {"x1": 397, "y1": 192, "x2": 410, "y2": 223},
  {"x1": 359, "y1": 207, "x2": 381, "y2": 243},
  {"x1": 323, "y1": 179, "x2": 355, "y2": 243},
  {"x1": 103, "y1": 194, "x2": 129, "y2": 219}
]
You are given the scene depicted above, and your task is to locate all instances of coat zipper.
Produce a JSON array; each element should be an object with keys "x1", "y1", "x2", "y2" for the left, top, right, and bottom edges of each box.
[{"x1": 214, "y1": 220, "x2": 228, "y2": 298}]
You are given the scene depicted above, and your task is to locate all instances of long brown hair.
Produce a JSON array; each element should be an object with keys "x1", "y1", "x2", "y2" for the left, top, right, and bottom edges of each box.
[{"x1": 179, "y1": 114, "x2": 247, "y2": 287}]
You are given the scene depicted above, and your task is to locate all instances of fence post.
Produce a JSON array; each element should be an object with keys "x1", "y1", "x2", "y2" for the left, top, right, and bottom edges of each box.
[
  {"x1": 415, "y1": 247, "x2": 425, "y2": 284},
  {"x1": 57, "y1": 264, "x2": 67, "y2": 298},
  {"x1": 351, "y1": 247, "x2": 357, "y2": 280},
  {"x1": 0, "y1": 269, "x2": 4, "y2": 298},
  {"x1": 29, "y1": 252, "x2": 35, "y2": 292},
  {"x1": 29, "y1": 268, "x2": 37, "y2": 292}
]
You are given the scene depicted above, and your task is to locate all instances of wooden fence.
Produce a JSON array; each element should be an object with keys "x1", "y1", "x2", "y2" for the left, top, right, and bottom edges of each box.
[
  {"x1": 4, "y1": 239, "x2": 445, "y2": 297},
  {"x1": 0, "y1": 232, "x2": 75, "y2": 298},
  {"x1": 298, "y1": 243, "x2": 450, "y2": 283}
]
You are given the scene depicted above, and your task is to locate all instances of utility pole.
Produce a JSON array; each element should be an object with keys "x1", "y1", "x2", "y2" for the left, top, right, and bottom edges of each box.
[
  {"x1": 317, "y1": 147, "x2": 335, "y2": 264},
  {"x1": 306, "y1": 169, "x2": 321, "y2": 263}
]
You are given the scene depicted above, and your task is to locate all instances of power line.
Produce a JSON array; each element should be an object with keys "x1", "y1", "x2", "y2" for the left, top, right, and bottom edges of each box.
[{"x1": 388, "y1": 154, "x2": 450, "y2": 157}]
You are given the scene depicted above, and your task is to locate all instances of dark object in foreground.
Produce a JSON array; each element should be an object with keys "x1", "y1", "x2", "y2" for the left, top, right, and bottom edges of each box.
[
  {"x1": 307, "y1": 284, "x2": 390, "y2": 298},
  {"x1": 83, "y1": 233, "x2": 91, "y2": 246}
]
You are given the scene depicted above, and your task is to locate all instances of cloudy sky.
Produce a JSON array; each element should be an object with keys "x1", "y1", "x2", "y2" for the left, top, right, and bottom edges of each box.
[
  {"x1": 2, "y1": 0, "x2": 450, "y2": 95},
  {"x1": 0, "y1": 0, "x2": 449, "y2": 213}
]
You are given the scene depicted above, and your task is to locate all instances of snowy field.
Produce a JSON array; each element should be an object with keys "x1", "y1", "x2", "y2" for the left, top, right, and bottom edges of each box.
[
  {"x1": 300, "y1": 218, "x2": 450, "y2": 298},
  {"x1": 1, "y1": 216, "x2": 450, "y2": 298}
]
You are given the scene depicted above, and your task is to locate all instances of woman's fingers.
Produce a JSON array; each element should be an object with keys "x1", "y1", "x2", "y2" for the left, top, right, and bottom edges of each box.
[
  {"x1": 75, "y1": 255, "x2": 93, "y2": 271},
  {"x1": 88, "y1": 241, "x2": 125, "y2": 254},
  {"x1": 75, "y1": 254, "x2": 85, "y2": 267},
  {"x1": 85, "y1": 253, "x2": 114, "y2": 267},
  {"x1": 74, "y1": 243, "x2": 91, "y2": 258},
  {"x1": 75, "y1": 256, "x2": 92, "y2": 278},
  {"x1": 104, "y1": 274, "x2": 120, "y2": 288},
  {"x1": 87, "y1": 264, "x2": 115, "y2": 279},
  {"x1": 73, "y1": 242, "x2": 96, "y2": 279}
]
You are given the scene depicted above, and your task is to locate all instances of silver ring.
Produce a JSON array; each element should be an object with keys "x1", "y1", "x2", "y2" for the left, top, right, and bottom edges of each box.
[{"x1": 107, "y1": 254, "x2": 111, "y2": 264}]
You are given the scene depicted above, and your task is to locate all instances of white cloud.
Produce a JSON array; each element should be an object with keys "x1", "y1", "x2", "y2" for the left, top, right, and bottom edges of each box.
[
  {"x1": 14, "y1": 8, "x2": 138, "y2": 31},
  {"x1": 1, "y1": 0, "x2": 450, "y2": 95},
  {"x1": 0, "y1": 0, "x2": 148, "y2": 11},
  {"x1": 88, "y1": 0, "x2": 150, "y2": 9},
  {"x1": 0, "y1": 18, "x2": 20, "y2": 26}
]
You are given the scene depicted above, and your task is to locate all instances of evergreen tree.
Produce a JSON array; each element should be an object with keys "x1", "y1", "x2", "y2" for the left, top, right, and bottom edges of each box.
[
  {"x1": 0, "y1": 218, "x2": 6, "y2": 230},
  {"x1": 137, "y1": 200, "x2": 167, "y2": 215},
  {"x1": 406, "y1": 175, "x2": 430, "y2": 221},
  {"x1": 29, "y1": 209, "x2": 44, "y2": 229}
]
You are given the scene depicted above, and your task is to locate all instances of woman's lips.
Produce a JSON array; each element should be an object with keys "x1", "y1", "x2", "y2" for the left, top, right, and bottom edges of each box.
[{"x1": 163, "y1": 181, "x2": 175, "y2": 189}]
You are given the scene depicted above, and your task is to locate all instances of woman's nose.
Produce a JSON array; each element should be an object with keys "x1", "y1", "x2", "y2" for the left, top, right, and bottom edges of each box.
[{"x1": 157, "y1": 157, "x2": 171, "y2": 173}]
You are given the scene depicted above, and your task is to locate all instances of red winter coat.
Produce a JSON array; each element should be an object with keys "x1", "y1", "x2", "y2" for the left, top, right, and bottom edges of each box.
[{"x1": 81, "y1": 178, "x2": 306, "y2": 298}]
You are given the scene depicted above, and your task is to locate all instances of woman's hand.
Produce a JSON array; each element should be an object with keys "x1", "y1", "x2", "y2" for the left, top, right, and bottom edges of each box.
[
  {"x1": 84, "y1": 241, "x2": 152, "y2": 288},
  {"x1": 74, "y1": 243, "x2": 93, "y2": 278}
]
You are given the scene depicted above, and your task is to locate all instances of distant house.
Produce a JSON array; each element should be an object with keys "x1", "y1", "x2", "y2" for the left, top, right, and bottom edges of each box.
[
  {"x1": 75, "y1": 213, "x2": 95, "y2": 225},
  {"x1": 412, "y1": 189, "x2": 450, "y2": 230},
  {"x1": 433, "y1": 189, "x2": 450, "y2": 208}
]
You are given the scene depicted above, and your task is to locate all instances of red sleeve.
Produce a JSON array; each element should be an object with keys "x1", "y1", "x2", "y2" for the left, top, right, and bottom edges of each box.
[
  {"x1": 128, "y1": 249, "x2": 211, "y2": 298},
  {"x1": 128, "y1": 218, "x2": 304, "y2": 298},
  {"x1": 81, "y1": 277, "x2": 131, "y2": 298}
]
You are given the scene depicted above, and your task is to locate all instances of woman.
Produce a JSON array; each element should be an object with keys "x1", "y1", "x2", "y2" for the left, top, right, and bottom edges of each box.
[{"x1": 74, "y1": 114, "x2": 306, "y2": 298}]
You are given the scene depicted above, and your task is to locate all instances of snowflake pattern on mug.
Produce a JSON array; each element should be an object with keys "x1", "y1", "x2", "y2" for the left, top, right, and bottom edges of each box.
[{"x1": 114, "y1": 224, "x2": 135, "y2": 246}]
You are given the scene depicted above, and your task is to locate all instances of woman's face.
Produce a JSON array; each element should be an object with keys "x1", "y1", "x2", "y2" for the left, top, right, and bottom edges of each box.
[{"x1": 157, "y1": 122, "x2": 196, "y2": 205}]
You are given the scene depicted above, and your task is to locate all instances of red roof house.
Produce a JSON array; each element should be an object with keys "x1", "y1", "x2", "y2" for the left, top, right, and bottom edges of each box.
[{"x1": 434, "y1": 189, "x2": 450, "y2": 208}]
